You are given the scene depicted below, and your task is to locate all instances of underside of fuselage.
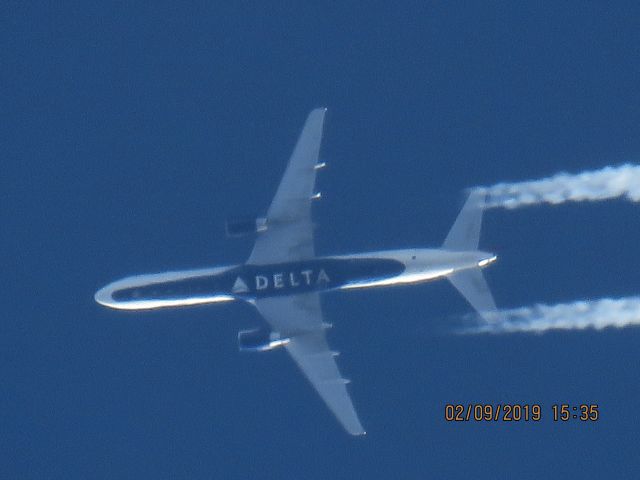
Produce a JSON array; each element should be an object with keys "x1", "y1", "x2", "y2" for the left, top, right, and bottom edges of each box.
[{"x1": 94, "y1": 249, "x2": 496, "y2": 310}]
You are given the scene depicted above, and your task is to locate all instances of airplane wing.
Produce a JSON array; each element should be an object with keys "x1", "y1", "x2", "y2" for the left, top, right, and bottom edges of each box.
[
  {"x1": 255, "y1": 292, "x2": 366, "y2": 435},
  {"x1": 247, "y1": 108, "x2": 327, "y2": 265}
]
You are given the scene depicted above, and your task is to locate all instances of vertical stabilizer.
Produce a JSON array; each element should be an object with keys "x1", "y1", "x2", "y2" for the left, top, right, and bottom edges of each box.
[{"x1": 443, "y1": 191, "x2": 485, "y2": 251}]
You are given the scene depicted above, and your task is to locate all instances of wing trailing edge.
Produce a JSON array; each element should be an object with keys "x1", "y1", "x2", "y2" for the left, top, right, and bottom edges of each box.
[
  {"x1": 254, "y1": 293, "x2": 365, "y2": 435},
  {"x1": 247, "y1": 108, "x2": 327, "y2": 265}
]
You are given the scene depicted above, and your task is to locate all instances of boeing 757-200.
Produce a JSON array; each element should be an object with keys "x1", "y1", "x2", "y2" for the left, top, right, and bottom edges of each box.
[{"x1": 95, "y1": 108, "x2": 498, "y2": 435}]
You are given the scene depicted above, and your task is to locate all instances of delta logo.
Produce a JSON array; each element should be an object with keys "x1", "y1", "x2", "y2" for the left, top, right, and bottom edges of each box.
[{"x1": 232, "y1": 269, "x2": 331, "y2": 294}]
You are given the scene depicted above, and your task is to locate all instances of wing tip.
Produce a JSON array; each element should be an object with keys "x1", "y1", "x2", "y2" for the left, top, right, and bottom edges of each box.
[{"x1": 347, "y1": 426, "x2": 367, "y2": 436}]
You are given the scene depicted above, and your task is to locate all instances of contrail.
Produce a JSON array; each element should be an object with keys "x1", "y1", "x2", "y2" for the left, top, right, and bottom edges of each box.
[
  {"x1": 474, "y1": 164, "x2": 640, "y2": 209},
  {"x1": 460, "y1": 297, "x2": 640, "y2": 334}
]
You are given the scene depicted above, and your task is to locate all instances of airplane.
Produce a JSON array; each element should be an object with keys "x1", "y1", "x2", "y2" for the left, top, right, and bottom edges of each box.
[{"x1": 95, "y1": 108, "x2": 498, "y2": 435}]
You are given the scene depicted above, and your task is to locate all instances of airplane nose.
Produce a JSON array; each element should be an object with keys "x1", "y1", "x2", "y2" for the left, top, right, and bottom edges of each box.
[{"x1": 94, "y1": 284, "x2": 115, "y2": 307}]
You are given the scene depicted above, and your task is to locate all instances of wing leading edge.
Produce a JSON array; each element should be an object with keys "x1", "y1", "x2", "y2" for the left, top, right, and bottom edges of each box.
[
  {"x1": 255, "y1": 293, "x2": 365, "y2": 435},
  {"x1": 248, "y1": 109, "x2": 364, "y2": 435},
  {"x1": 247, "y1": 107, "x2": 327, "y2": 265}
]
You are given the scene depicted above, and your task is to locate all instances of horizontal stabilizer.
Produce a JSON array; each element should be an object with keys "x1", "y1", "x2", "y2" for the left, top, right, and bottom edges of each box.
[
  {"x1": 443, "y1": 191, "x2": 485, "y2": 251},
  {"x1": 447, "y1": 268, "x2": 498, "y2": 323}
]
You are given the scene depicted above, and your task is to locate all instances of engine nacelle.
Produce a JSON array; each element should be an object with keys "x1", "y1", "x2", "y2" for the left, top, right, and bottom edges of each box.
[
  {"x1": 225, "y1": 216, "x2": 267, "y2": 238},
  {"x1": 238, "y1": 328, "x2": 290, "y2": 352}
]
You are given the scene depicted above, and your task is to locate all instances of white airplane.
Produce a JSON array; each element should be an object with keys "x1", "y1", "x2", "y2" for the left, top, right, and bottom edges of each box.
[{"x1": 95, "y1": 108, "x2": 498, "y2": 435}]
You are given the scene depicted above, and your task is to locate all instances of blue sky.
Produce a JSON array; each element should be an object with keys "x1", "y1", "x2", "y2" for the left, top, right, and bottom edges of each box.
[{"x1": 3, "y1": 2, "x2": 640, "y2": 478}]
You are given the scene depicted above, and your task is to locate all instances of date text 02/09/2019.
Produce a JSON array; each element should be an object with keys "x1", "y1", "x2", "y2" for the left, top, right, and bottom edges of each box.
[{"x1": 444, "y1": 404, "x2": 599, "y2": 422}]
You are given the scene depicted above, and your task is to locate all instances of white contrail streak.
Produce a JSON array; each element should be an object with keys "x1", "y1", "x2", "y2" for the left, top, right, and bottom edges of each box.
[
  {"x1": 474, "y1": 164, "x2": 640, "y2": 209},
  {"x1": 462, "y1": 297, "x2": 640, "y2": 334}
]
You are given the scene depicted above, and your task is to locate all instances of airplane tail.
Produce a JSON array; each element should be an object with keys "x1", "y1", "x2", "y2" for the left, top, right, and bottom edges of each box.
[
  {"x1": 442, "y1": 190, "x2": 485, "y2": 251},
  {"x1": 443, "y1": 191, "x2": 499, "y2": 323}
]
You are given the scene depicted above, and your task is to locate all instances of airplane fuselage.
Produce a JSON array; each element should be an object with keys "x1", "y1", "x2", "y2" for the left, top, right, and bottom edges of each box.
[{"x1": 95, "y1": 248, "x2": 496, "y2": 310}]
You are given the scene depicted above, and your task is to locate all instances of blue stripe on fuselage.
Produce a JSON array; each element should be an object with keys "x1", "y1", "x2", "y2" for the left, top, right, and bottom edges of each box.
[{"x1": 111, "y1": 258, "x2": 405, "y2": 302}]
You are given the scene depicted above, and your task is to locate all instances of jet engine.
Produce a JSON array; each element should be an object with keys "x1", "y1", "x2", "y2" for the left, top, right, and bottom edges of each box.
[
  {"x1": 237, "y1": 328, "x2": 290, "y2": 352},
  {"x1": 225, "y1": 216, "x2": 267, "y2": 238}
]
